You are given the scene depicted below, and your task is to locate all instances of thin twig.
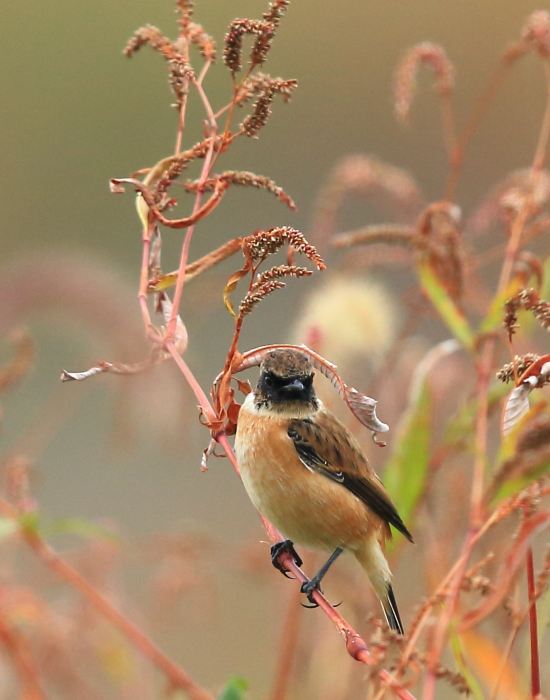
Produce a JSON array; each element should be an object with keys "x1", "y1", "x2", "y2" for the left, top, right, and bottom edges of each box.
[
  {"x1": 0, "y1": 498, "x2": 213, "y2": 700},
  {"x1": 526, "y1": 547, "x2": 541, "y2": 698}
]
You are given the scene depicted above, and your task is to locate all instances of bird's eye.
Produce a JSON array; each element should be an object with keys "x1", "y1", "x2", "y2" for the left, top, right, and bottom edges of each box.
[{"x1": 264, "y1": 375, "x2": 274, "y2": 388}]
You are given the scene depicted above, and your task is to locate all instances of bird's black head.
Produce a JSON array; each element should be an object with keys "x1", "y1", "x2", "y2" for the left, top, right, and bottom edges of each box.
[{"x1": 255, "y1": 349, "x2": 317, "y2": 412}]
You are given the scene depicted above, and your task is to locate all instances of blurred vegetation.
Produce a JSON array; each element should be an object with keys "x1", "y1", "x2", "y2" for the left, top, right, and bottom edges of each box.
[{"x1": 1, "y1": 1, "x2": 550, "y2": 699}]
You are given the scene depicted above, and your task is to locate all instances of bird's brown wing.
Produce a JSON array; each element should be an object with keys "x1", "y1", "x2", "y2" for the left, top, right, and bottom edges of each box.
[{"x1": 287, "y1": 415, "x2": 413, "y2": 543}]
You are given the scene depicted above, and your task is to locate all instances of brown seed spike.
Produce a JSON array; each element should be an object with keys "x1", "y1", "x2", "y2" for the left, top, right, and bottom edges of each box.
[
  {"x1": 394, "y1": 42, "x2": 455, "y2": 124},
  {"x1": 496, "y1": 354, "x2": 540, "y2": 383},
  {"x1": 187, "y1": 22, "x2": 217, "y2": 62},
  {"x1": 239, "y1": 280, "x2": 286, "y2": 317},
  {"x1": 263, "y1": 0, "x2": 290, "y2": 27},
  {"x1": 236, "y1": 74, "x2": 297, "y2": 106},
  {"x1": 223, "y1": 19, "x2": 272, "y2": 73},
  {"x1": 243, "y1": 227, "x2": 325, "y2": 269},
  {"x1": 183, "y1": 171, "x2": 296, "y2": 210}
]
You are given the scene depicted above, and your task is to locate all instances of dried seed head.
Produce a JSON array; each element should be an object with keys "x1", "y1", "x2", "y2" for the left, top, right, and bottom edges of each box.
[
  {"x1": 186, "y1": 22, "x2": 216, "y2": 61},
  {"x1": 176, "y1": 0, "x2": 194, "y2": 26},
  {"x1": 415, "y1": 201, "x2": 464, "y2": 301},
  {"x1": 224, "y1": 18, "x2": 272, "y2": 73},
  {"x1": 312, "y1": 155, "x2": 423, "y2": 253},
  {"x1": 263, "y1": 0, "x2": 290, "y2": 27},
  {"x1": 243, "y1": 227, "x2": 325, "y2": 269},
  {"x1": 123, "y1": 24, "x2": 194, "y2": 106},
  {"x1": 240, "y1": 78, "x2": 297, "y2": 137},
  {"x1": 469, "y1": 169, "x2": 550, "y2": 235},
  {"x1": 394, "y1": 42, "x2": 455, "y2": 124},
  {"x1": 332, "y1": 224, "x2": 415, "y2": 249},
  {"x1": 183, "y1": 171, "x2": 296, "y2": 209},
  {"x1": 504, "y1": 288, "x2": 550, "y2": 338},
  {"x1": 521, "y1": 10, "x2": 550, "y2": 57},
  {"x1": 242, "y1": 89, "x2": 274, "y2": 137},
  {"x1": 237, "y1": 73, "x2": 297, "y2": 105},
  {"x1": 224, "y1": 2, "x2": 289, "y2": 73},
  {"x1": 124, "y1": 24, "x2": 174, "y2": 58},
  {"x1": 253, "y1": 265, "x2": 311, "y2": 289},
  {"x1": 239, "y1": 280, "x2": 286, "y2": 316},
  {"x1": 497, "y1": 354, "x2": 540, "y2": 383}
]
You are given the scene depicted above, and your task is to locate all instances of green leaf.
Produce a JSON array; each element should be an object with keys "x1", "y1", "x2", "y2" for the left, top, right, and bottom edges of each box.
[
  {"x1": 385, "y1": 339, "x2": 460, "y2": 528},
  {"x1": 216, "y1": 677, "x2": 249, "y2": 700},
  {"x1": 479, "y1": 278, "x2": 523, "y2": 334},
  {"x1": 0, "y1": 517, "x2": 17, "y2": 540},
  {"x1": 444, "y1": 383, "x2": 508, "y2": 452},
  {"x1": 417, "y1": 263, "x2": 474, "y2": 350},
  {"x1": 18, "y1": 511, "x2": 40, "y2": 535},
  {"x1": 41, "y1": 517, "x2": 118, "y2": 541},
  {"x1": 384, "y1": 380, "x2": 432, "y2": 527}
]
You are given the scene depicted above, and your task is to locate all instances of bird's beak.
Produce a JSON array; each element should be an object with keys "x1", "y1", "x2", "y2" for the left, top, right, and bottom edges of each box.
[{"x1": 281, "y1": 379, "x2": 305, "y2": 393}]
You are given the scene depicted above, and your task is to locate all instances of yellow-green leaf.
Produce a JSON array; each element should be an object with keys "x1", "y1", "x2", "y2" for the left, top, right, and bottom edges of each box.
[
  {"x1": 223, "y1": 266, "x2": 250, "y2": 317},
  {"x1": 418, "y1": 263, "x2": 474, "y2": 350}
]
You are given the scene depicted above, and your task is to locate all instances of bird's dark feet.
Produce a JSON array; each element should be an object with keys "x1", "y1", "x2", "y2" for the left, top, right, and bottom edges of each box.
[
  {"x1": 270, "y1": 540, "x2": 303, "y2": 578},
  {"x1": 300, "y1": 577, "x2": 322, "y2": 607},
  {"x1": 300, "y1": 577, "x2": 342, "y2": 609}
]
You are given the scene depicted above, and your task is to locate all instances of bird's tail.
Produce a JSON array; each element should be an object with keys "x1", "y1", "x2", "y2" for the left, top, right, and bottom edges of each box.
[{"x1": 354, "y1": 539, "x2": 404, "y2": 635}]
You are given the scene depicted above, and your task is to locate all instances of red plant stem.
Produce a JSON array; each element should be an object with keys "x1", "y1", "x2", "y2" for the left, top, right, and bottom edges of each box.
[
  {"x1": 423, "y1": 334, "x2": 493, "y2": 699},
  {"x1": 164, "y1": 340, "x2": 215, "y2": 420},
  {"x1": 215, "y1": 432, "x2": 417, "y2": 700},
  {"x1": 174, "y1": 38, "x2": 190, "y2": 155},
  {"x1": 0, "y1": 603, "x2": 44, "y2": 700},
  {"x1": 0, "y1": 498, "x2": 213, "y2": 700},
  {"x1": 526, "y1": 547, "x2": 541, "y2": 698},
  {"x1": 138, "y1": 220, "x2": 158, "y2": 333},
  {"x1": 167, "y1": 128, "x2": 218, "y2": 340},
  {"x1": 268, "y1": 580, "x2": 303, "y2": 700},
  {"x1": 423, "y1": 57, "x2": 550, "y2": 697},
  {"x1": 445, "y1": 58, "x2": 513, "y2": 200}
]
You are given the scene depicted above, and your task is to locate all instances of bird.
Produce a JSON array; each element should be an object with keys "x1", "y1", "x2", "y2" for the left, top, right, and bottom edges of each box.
[{"x1": 234, "y1": 347, "x2": 413, "y2": 633}]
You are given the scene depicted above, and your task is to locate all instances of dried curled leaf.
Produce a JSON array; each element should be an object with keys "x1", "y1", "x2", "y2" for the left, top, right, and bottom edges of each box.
[
  {"x1": 61, "y1": 356, "x2": 164, "y2": 383},
  {"x1": 159, "y1": 293, "x2": 188, "y2": 354},
  {"x1": 219, "y1": 344, "x2": 389, "y2": 437},
  {"x1": 501, "y1": 355, "x2": 550, "y2": 436}
]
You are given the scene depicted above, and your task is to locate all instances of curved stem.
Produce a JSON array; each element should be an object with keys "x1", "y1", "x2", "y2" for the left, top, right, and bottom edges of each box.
[{"x1": 0, "y1": 498, "x2": 212, "y2": 700}]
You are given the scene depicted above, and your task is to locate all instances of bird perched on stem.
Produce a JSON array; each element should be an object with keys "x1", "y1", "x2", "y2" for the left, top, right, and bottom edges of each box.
[{"x1": 234, "y1": 348, "x2": 413, "y2": 633}]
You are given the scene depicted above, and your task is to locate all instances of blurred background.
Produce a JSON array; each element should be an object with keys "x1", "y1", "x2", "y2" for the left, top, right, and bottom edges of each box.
[{"x1": 0, "y1": 0, "x2": 549, "y2": 697}]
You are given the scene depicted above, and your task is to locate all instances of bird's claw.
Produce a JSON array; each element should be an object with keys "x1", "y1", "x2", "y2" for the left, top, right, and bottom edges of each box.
[
  {"x1": 270, "y1": 539, "x2": 303, "y2": 577},
  {"x1": 300, "y1": 578, "x2": 342, "y2": 608}
]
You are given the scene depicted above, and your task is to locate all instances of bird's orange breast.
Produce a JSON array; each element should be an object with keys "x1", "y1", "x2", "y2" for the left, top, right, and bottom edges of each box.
[{"x1": 235, "y1": 397, "x2": 383, "y2": 552}]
